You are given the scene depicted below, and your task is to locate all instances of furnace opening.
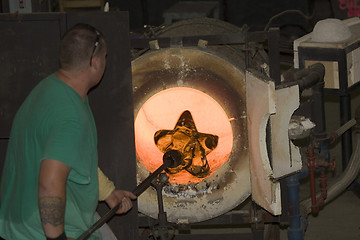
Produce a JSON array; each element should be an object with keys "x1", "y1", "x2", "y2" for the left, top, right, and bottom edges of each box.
[{"x1": 134, "y1": 87, "x2": 233, "y2": 185}]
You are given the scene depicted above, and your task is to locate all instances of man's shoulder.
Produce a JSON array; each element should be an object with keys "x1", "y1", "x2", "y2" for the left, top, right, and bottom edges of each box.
[{"x1": 19, "y1": 74, "x2": 82, "y2": 121}]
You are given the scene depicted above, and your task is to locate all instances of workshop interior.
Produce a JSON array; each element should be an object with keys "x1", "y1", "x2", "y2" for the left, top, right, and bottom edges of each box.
[{"x1": 1, "y1": 0, "x2": 360, "y2": 239}]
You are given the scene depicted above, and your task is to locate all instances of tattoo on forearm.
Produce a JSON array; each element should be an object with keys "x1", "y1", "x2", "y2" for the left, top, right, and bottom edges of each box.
[{"x1": 39, "y1": 196, "x2": 65, "y2": 226}]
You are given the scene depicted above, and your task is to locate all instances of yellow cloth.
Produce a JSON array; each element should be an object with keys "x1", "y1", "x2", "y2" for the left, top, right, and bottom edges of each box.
[{"x1": 98, "y1": 168, "x2": 116, "y2": 201}]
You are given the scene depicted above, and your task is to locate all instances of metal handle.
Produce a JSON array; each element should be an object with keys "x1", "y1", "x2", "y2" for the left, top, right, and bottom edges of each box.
[{"x1": 76, "y1": 150, "x2": 183, "y2": 240}]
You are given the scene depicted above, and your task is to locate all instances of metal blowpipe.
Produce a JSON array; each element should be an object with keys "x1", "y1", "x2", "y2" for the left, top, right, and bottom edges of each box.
[{"x1": 76, "y1": 150, "x2": 183, "y2": 240}]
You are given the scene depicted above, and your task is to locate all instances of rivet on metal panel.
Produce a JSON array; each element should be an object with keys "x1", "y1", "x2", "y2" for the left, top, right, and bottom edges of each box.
[
  {"x1": 198, "y1": 39, "x2": 208, "y2": 48},
  {"x1": 149, "y1": 40, "x2": 160, "y2": 50},
  {"x1": 176, "y1": 219, "x2": 189, "y2": 225}
]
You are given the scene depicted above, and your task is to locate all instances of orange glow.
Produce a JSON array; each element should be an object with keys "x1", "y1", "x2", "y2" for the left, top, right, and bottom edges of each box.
[{"x1": 134, "y1": 87, "x2": 233, "y2": 184}]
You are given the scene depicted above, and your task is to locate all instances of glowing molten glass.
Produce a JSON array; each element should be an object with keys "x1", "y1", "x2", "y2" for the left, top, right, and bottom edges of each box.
[
  {"x1": 154, "y1": 110, "x2": 218, "y2": 178},
  {"x1": 135, "y1": 87, "x2": 233, "y2": 184}
]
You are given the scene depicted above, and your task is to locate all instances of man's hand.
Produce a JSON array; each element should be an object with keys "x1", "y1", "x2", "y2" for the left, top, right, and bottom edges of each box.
[{"x1": 105, "y1": 190, "x2": 137, "y2": 214}]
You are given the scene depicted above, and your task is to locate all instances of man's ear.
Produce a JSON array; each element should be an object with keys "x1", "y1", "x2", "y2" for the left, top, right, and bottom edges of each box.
[
  {"x1": 90, "y1": 56, "x2": 96, "y2": 68},
  {"x1": 90, "y1": 56, "x2": 100, "y2": 70}
]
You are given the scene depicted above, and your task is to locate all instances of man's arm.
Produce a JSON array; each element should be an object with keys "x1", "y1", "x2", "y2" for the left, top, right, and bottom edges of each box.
[{"x1": 38, "y1": 159, "x2": 71, "y2": 239}]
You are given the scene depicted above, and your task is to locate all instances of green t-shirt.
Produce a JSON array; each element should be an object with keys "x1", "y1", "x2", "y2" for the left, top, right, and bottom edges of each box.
[{"x1": 0, "y1": 74, "x2": 100, "y2": 239}]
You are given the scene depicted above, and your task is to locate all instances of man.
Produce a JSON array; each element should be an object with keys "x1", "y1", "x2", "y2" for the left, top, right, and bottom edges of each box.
[{"x1": 0, "y1": 23, "x2": 136, "y2": 240}]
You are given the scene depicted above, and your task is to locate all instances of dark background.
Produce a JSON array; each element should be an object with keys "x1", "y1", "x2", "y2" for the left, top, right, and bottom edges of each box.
[{"x1": 0, "y1": 0, "x2": 353, "y2": 37}]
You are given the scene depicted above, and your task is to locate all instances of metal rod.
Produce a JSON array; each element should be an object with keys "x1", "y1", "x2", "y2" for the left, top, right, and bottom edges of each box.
[
  {"x1": 335, "y1": 118, "x2": 357, "y2": 137},
  {"x1": 76, "y1": 150, "x2": 183, "y2": 240},
  {"x1": 340, "y1": 94, "x2": 353, "y2": 170},
  {"x1": 268, "y1": 27, "x2": 281, "y2": 86}
]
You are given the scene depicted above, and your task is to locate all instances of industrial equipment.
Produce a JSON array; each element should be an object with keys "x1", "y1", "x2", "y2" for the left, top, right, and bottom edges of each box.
[
  {"x1": 128, "y1": 17, "x2": 360, "y2": 240},
  {"x1": 2, "y1": 11, "x2": 360, "y2": 240}
]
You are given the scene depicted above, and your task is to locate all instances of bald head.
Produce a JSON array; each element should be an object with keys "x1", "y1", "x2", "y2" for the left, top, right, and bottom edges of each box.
[{"x1": 59, "y1": 23, "x2": 106, "y2": 71}]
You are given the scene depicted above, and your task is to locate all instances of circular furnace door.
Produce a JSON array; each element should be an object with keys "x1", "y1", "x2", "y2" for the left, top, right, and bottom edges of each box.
[{"x1": 132, "y1": 47, "x2": 250, "y2": 223}]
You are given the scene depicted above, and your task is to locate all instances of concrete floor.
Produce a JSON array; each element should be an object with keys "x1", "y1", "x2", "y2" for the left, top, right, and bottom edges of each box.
[
  {"x1": 278, "y1": 157, "x2": 360, "y2": 240},
  {"x1": 277, "y1": 178, "x2": 360, "y2": 240},
  {"x1": 304, "y1": 190, "x2": 360, "y2": 240}
]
